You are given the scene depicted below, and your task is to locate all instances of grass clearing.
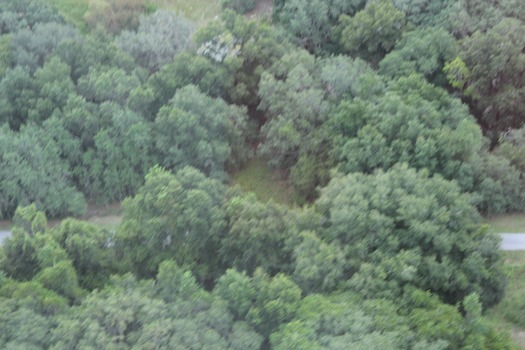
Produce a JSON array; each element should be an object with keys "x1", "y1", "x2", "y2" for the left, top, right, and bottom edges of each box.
[
  {"x1": 484, "y1": 214, "x2": 525, "y2": 233},
  {"x1": 231, "y1": 158, "x2": 293, "y2": 206},
  {"x1": 486, "y1": 251, "x2": 525, "y2": 349},
  {"x1": 85, "y1": 215, "x2": 122, "y2": 230},
  {"x1": 150, "y1": 0, "x2": 221, "y2": 25},
  {"x1": 45, "y1": 0, "x2": 221, "y2": 30}
]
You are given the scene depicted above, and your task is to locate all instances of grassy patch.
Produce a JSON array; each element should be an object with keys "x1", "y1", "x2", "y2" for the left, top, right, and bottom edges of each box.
[
  {"x1": 46, "y1": 0, "x2": 221, "y2": 30},
  {"x1": 484, "y1": 214, "x2": 525, "y2": 233},
  {"x1": 486, "y1": 251, "x2": 525, "y2": 349},
  {"x1": 151, "y1": 0, "x2": 221, "y2": 25},
  {"x1": 85, "y1": 215, "x2": 122, "y2": 230},
  {"x1": 231, "y1": 158, "x2": 293, "y2": 206}
]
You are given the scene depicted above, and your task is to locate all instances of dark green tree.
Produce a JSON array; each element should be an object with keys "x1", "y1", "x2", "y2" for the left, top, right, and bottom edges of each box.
[
  {"x1": 115, "y1": 166, "x2": 226, "y2": 280},
  {"x1": 316, "y1": 164, "x2": 505, "y2": 307},
  {"x1": 154, "y1": 85, "x2": 249, "y2": 179},
  {"x1": 117, "y1": 10, "x2": 194, "y2": 72}
]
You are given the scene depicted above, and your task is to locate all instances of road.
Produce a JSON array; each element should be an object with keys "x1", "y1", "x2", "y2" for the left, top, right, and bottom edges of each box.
[
  {"x1": 500, "y1": 233, "x2": 525, "y2": 250},
  {"x1": 0, "y1": 231, "x2": 10, "y2": 244},
  {"x1": 1, "y1": 231, "x2": 525, "y2": 249}
]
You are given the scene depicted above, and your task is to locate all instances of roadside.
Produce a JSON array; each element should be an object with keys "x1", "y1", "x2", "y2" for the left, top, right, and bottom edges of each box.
[
  {"x1": 486, "y1": 251, "x2": 525, "y2": 349},
  {"x1": 484, "y1": 213, "x2": 525, "y2": 233}
]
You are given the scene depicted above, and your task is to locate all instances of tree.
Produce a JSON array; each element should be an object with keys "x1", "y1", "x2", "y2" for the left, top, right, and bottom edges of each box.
[
  {"x1": 0, "y1": 66, "x2": 36, "y2": 130},
  {"x1": 216, "y1": 268, "x2": 302, "y2": 338},
  {"x1": 315, "y1": 164, "x2": 505, "y2": 307},
  {"x1": 0, "y1": 299, "x2": 52, "y2": 349},
  {"x1": 339, "y1": 0, "x2": 407, "y2": 63},
  {"x1": 9, "y1": 22, "x2": 78, "y2": 73},
  {"x1": 274, "y1": 0, "x2": 365, "y2": 52},
  {"x1": 194, "y1": 11, "x2": 291, "y2": 108},
  {"x1": 154, "y1": 85, "x2": 249, "y2": 179},
  {"x1": 0, "y1": 0, "x2": 64, "y2": 34},
  {"x1": 28, "y1": 56, "x2": 75, "y2": 123},
  {"x1": 290, "y1": 231, "x2": 346, "y2": 293},
  {"x1": 77, "y1": 67, "x2": 141, "y2": 106},
  {"x1": 54, "y1": 29, "x2": 137, "y2": 83},
  {"x1": 51, "y1": 219, "x2": 117, "y2": 290},
  {"x1": 0, "y1": 124, "x2": 86, "y2": 219},
  {"x1": 117, "y1": 10, "x2": 194, "y2": 72},
  {"x1": 379, "y1": 27, "x2": 457, "y2": 85},
  {"x1": 143, "y1": 51, "x2": 233, "y2": 118},
  {"x1": 115, "y1": 166, "x2": 226, "y2": 280},
  {"x1": 76, "y1": 104, "x2": 155, "y2": 202},
  {"x1": 258, "y1": 50, "x2": 329, "y2": 169},
  {"x1": 336, "y1": 74, "x2": 483, "y2": 187},
  {"x1": 495, "y1": 126, "x2": 525, "y2": 174},
  {"x1": 456, "y1": 18, "x2": 525, "y2": 136},
  {"x1": 220, "y1": 193, "x2": 298, "y2": 275}
]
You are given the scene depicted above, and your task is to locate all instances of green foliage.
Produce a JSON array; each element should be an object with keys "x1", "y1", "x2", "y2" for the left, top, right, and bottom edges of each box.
[
  {"x1": 380, "y1": 27, "x2": 457, "y2": 84},
  {"x1": 291, "y1": 231, "x2": 346, "y2": 293},
  {"x1": 76, "y1": 104, "x2": 155, "y2": 203},
  {"x1": 0, "y1": 57, "x2": 75, "y2": 128},
  {"x1": 458, "y1": 18, "x2": 525, "y2": 135},
  {"x1": 214, "y1": 269, "x2": 256, "y2": 320},
  {"x1": 51, "y1": 218, "x2": 116, "y2": 290},
  {"x1": 12, "y1": 204, "x2": 47, "y2": 236},
  {"x1": 339, "y1": 0, "x2": 406, "y2": 62},
  {"x1": 48, "y1": 273, "x2": 262, "y2": 350},
  {"x1": 116, "y1": 9, "x2": 194, "y2": 72},
  {"x1": 337, "y1": 74, "x2": 482, "y2": 181},
  {"x1": 154, "y1": 84, "x2": 249, "y2": 179},
  {"x1": 155, "y1": 260, "x2": 203, "y2": 303},
  {"x1": 77, "y1": 67, "x2": 141, "y2": 105},
  {"x1": 316, "y1": 164, "x2": 506, "y2": 307},
  {"x1": 9, "y1": 22, "x2": 78, "y2": 73},
  {"x1": 0, "y1": 0, "x2": 65, "y2": 34},
  {"x1": 0, "y1": 299, "x2": 52, "y2": 349},
  {"x1": 495, "y1": 126, "x2": 525, "y2": 174},
  {"x1": 34, "y1": 260, "x2": 82, "y2": 301},
  {"x1": 194, "y1": 11, "x2": 290, "y2": 107},
  {"x1": 221, "y1": 193, "x2": 297, "y2": 275},
  {"x1": 274, "y1": 0, "x2": 365, "y2": 52},
  {"x1": 469, "y1": 152, "x2": 525, "y2": 215},
  {"x1": 0, "y1": 124, "x2": 87, "y2": 219},
  {"x1": 0, "y1": 34, "x2": 11, "y2": 76},
  {"x1": 444, "y1": 56, "x2": 470, "y2": 89},
  {"x1": 54, "y1": 28, "x2": 137, "y2": 82},
  {"x1": 0, "y1": 279, "x2": 68, "y2": 316},
  {"x1": 247, "y1": 271, "x2": 302, "y2": 337},
  {"x1": 144, "y1": 51, "x2": 232, "y2": 117},
  {"x1": 258, "y1": 50, "x2": 329, "y2": 169},
  {"x1": 0, "y1": 229, "x2": 40, "y2": 281},
  {"x1": 116, "y1": 166, "x2": 226, "y2": 279},
  {"x1": 29, "y1": 57, "x2": 75, "y2": 123},
  {"x1": 0, "y1": 67, "x2": 36, "y2": 129}
]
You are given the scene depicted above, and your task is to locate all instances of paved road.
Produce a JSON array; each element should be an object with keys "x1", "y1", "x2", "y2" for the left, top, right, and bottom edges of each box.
[
  {"x1": 0, "y1": 231, "x2": 10, "y2": 244},
  {"x1": 500, "y1": 233, "x2": 525, "y2": 250},
  {"x1": 1, "y1": 231, "x2": 525, "y2": 250}
]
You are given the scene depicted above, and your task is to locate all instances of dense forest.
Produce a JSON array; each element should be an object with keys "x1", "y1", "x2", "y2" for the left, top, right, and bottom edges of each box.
[{"x1": 0, "y1": 0, "x2": 524, "y2": 348}]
